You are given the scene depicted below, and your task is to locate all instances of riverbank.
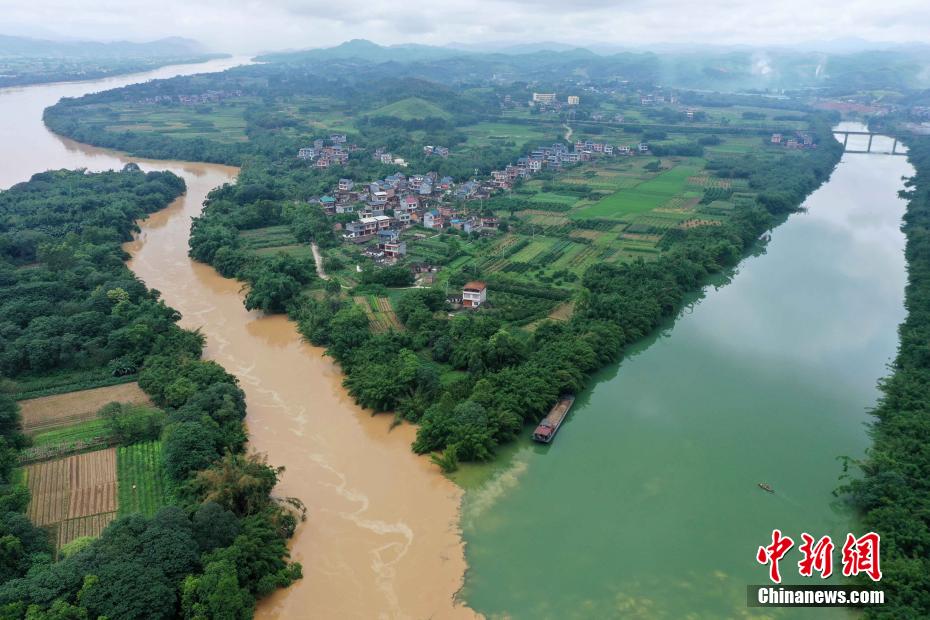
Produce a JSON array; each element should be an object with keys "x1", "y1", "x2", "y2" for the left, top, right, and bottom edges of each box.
[
  {"x1": 0, "y1": 61, "x2": 478, "y2": 619},
  {"x1": 456, "y1": 123, "x2": 911, "y2": 617},
  {"x1": 840, "y1": 135, "x2": 930, "y2": 618}
]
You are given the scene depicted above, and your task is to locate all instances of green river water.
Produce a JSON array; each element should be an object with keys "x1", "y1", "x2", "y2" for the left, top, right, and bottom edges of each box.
[{"x1": 456, "y1": 124, "x2": 911, "y2": 619}]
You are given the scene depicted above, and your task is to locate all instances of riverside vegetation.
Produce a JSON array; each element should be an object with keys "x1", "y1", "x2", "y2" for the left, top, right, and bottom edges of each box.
[
  {"x1": 0, "y1": 168, "x2": 300, "y2": 619},
  {"x1": 838, "y1": 136, "x2": 930, "y2": 619}
]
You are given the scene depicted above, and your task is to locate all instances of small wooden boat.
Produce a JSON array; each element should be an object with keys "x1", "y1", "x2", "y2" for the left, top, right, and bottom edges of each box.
[{"x1": 758, "y1": 482, "x2": 775, "y2": 493}]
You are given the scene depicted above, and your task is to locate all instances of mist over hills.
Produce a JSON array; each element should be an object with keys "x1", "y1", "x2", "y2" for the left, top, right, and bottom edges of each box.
[
  {"x1": 0, "y1": 34, "x2": 211, "y2": 59},
  {"x1": 256, "y1": 38, "x2": 930, "y2": 93}
]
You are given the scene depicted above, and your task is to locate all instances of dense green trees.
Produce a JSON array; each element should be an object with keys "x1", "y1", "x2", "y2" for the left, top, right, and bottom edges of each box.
[
  {"x1": 99, "y1": 402, "x2": 165, "y2": 444},
  {"x1": 0, "y1": 168, "x2": 187, "y2": 384},
  {"x1": 838, "y1": 137, "x2": 930, "y2": 618},
  {"x1": 0, "y1": 169, "x2": 299, "y2": 617},
  {"x1": 0, "y1": 398, "x2": 48, "y2": 585}
]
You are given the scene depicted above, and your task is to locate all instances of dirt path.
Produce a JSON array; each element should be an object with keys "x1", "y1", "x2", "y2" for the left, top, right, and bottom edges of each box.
[
  {"x1": 563, "y1": 123, "x2": 573, "y2": 142},
  {"x1": 310, "y1": 242, "x2": 329, "y2": 280}
]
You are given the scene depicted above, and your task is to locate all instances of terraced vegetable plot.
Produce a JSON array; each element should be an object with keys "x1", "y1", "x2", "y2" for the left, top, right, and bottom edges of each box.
[
  {"x1": 117, "y1": 441, "x2": 169, "y2": 517},
  {"x1": 354, "y1": 296, "x2": 403, "y2": 333},
  {"x1": 687, "y1": 175, "x2": 732, "y2": 189},
  {"x1": 510, "y1": 238, "x2": 556, "y2": 262},
  {"x1": 26, "y1": 449, "x2": 118, "y2": 548}
]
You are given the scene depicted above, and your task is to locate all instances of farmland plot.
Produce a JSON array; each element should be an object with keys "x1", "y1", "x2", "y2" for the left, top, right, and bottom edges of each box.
[
  {"x1": 573, "y1": 165, "x2": 701, "y2": 219},
  {"x1": 20, "y1": 383, "x2": 150, "y2": 434},
  {"x1": 354, "y1": 296, "x2": 403, "y2": 333},
  {"x1": 26, "y1": 448, "x2": 118, "y2": 547},
  {"x1": 117, "y1": 442, "x2": 169, "y2": 517}
]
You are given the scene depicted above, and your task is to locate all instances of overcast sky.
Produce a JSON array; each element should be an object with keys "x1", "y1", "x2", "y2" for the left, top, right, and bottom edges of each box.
[{"x1": 2, "y1": 0, "x2": 929, "y2": 54}]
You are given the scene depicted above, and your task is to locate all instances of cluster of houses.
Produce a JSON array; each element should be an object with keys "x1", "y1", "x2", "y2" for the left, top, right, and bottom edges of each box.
[
  {"x1": 423, "y1": 145, "x2": 450, "y2": 158},
  {"x1": 306, "y1": 133, "x2": 652, "y2": 270},
  {"x1": 373, "y1": 147, "x2": 408, "y2": 168},
  {"x1": 298, "y1": 134, "x2": 364, "y2": 168},
  {"x1": 486, "y1": 139, "x2": 647, "y2": 190},
  {"x1": 770, "y1": 131, "x2": 816, "y2": 149},
  {"x1": 313, "y1": 171, "x2": 500, "y2": 257}
]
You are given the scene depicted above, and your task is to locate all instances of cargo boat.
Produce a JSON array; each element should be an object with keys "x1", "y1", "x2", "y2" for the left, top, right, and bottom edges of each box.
[{"x1": 532, "y1": 396, "x2": 575, "y2": 443}]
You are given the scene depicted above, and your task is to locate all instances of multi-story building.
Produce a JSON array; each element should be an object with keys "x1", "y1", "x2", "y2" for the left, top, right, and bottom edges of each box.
[{"x1": 462, "y1": 281, "x2": 487, "y2": 308}]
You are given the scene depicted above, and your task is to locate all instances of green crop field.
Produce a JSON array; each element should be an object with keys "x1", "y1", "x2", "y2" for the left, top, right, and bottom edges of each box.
[
  {"x1": 529, "y1": 192, "x2": 578, "y2": 206},
  {"x1": 510, "y1": 237, "x2": 556, "y2": 262},
  {"x1": 370, "y1": 97, "x2": 451, "y2": 120},
  {"x1": 93, "y1": 101, "x2": 251, "y2": 143},
  {"x1": 239, "y1": 225, "x2": 300, "y2": 250},
  {"x1": 117, "y1": 441, "x2": 169, "y2": 517},
  {"x1": 573, "y1": 165, "x2": 702, "y2": 218}
]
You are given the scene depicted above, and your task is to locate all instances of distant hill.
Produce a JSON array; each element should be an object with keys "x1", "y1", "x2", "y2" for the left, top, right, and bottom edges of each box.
[
  {"x1": 256, "y1": 38, "x2": 930, "y2": 93},
  {"x1": 0, "y1": 35, "x2": 211, "y2": 59},
  {"x1": 256, "y1": 39, "x2": 465, "y2": 64},
  {"x1": 369, "y1": 97, "x2": 452, "y2": 120}
]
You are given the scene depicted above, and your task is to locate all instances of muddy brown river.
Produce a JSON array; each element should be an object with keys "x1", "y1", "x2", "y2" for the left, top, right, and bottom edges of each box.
[{"x1": 0, "y1": 59, "x2": 476, "y2": 619}]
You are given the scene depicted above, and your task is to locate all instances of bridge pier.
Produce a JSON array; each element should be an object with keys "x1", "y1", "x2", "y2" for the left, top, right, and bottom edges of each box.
[
  {"x1": 892, "y1": 138, "x2": 898, "y2": 155},
  {"x1": 867, "y1": 134, "x2": 873, "y2": 153},
  {"x1": 843, "y1": 133, "x2": 849, "y2": 149}
]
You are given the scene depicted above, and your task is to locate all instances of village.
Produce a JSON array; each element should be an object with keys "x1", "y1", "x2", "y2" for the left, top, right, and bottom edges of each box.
[{"x1": 301, "y1": 132, "x2": 653, "y2": 276}]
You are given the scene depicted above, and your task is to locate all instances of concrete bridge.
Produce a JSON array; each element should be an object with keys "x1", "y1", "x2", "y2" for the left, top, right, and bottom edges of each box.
[{"x1": 833, "y1": 130, "x2": 907, "y2": 156}]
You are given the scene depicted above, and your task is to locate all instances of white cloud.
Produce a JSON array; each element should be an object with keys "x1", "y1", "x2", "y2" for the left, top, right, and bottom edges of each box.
[{"x1": 0, "y1": 0, "x2": 928, "y2": 53}]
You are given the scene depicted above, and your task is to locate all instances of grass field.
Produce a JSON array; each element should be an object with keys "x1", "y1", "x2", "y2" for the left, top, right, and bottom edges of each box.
[
  {"x1": 117, "y1": 441, "x2": 169, "y2": 518},
  {"x1": 529, "y1": 191, "x2": 578, "y2": 205},
  {"x1": 573, "y1": 164, "x2": 702, "y2": 219}
]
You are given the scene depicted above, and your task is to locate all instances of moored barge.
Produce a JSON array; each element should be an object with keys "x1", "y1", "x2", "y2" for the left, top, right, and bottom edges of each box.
[{"x1": 532, "y1": 395, "x2": 575, "y2": 443}]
